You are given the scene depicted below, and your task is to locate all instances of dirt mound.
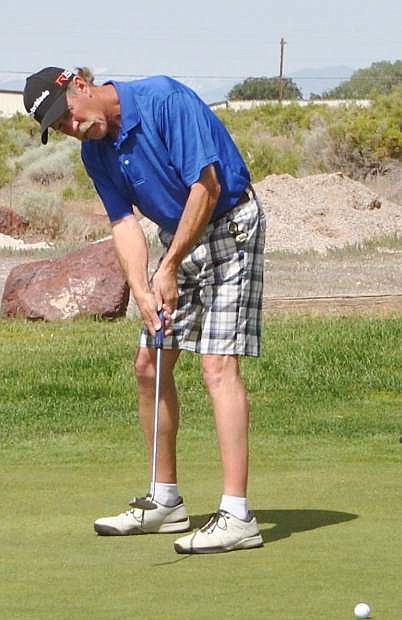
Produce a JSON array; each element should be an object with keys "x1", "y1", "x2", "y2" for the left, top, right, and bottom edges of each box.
[{"x1": 255, "y1": 172, "x2": 402, "y2": 253}]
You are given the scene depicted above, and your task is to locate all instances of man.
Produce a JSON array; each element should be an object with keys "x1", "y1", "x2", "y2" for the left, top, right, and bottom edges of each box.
[{"x1": 23, "y1": 67, "x2": 266, "y2": 554}]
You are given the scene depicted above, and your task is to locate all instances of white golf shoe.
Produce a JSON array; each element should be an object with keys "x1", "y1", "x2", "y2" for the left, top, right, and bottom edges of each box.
[
  {"x1": 174, "y1": 509, "x2": 264, "y2": 554},
  {"x1": 94, "y1": 496, "x2": 190, "y2": 536}
]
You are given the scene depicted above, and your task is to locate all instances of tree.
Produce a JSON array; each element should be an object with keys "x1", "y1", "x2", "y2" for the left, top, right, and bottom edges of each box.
[
  {"x1": 320, "y1": 60, "x2": 402, "y2": 99},
  {"x1": 227, "y1": 77, "x2": 302, "y2": 100}
]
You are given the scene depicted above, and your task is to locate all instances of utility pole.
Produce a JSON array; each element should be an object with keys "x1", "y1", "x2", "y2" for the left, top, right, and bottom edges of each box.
[{"x1": 278, "y1": 37, "x2": 287, "y2": 103}]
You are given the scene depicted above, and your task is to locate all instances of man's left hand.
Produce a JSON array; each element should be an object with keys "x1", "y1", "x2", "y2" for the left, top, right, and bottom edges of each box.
[{"x1": 152, "y1": 264, "x2": 179, "y2": 323}]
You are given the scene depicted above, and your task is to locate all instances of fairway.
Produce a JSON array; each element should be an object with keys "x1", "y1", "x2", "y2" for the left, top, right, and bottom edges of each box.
[{"x1": 1, "y1": 317, "x2": 401, "y2": 619}]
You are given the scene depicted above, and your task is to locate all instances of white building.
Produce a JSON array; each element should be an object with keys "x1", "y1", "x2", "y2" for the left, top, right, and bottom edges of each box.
[{"x1": 0, "y1": 90, "x2": 25, "y2": 117}]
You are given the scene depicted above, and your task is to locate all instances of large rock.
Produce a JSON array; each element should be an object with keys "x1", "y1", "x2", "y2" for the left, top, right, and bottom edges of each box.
[
  {"x1": 0, "y1": 207, "x2": 29, "y2": 238},
  {"x1": 1, "y1": 239, "x2": 129, "y2": 320}
]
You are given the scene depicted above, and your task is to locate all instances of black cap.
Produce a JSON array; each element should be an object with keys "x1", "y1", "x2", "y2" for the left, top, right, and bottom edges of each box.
[{"x1": 23, "y1": 67, "x2": 74, "y2": 144}]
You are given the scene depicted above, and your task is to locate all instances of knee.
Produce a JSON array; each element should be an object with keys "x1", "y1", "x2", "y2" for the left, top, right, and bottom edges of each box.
[
  {"x1": 134, "y1": 348, "x2": 156, "y2": 388},
  {"x1": 201, "y1": 355, "x2": 239, "y2": 394}
]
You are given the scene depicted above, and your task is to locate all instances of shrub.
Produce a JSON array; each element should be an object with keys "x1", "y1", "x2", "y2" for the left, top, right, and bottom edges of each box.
[
  {"x1": 70, "y1": 149, "x2": 97, "y2": 199},
  {"x1": 299, "y1": 113, "x2": 377, "y2": 179},
  {"x1": 20, "y1": 191, "x2": 66, "y2": 238},
  {"x1": 0, "y1": 123, "x2": 21, "y2": 187},
  {"x1": 227, "y1": 76, "x2": 302, "y2": 100},
  {"x1": 23, "y1": 141, "x2": 76, "y2": 185},
  {"x1": 62, "y1": 186, "x2": 75, "y2": 201},
  {"x1": 63, "y1": 214, "x2": 110, "y2": 242},
  {"x1": 5, "y1": 112, "x2": 38, "y2": 137},
  {"x1": 0, "y1": 113, "x2": 40, "y2": 187},
  {"x1": 218, "y1": 106, "x2": 305, "y2": 179},
  {"x1": 238, "y1": 135, "x2": 300, "y2": 180}
]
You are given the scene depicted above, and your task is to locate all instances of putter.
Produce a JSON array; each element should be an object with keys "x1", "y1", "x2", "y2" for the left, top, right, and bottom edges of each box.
[{"x1": 129, "y1": 310, "x2": 165, "y2": 511}]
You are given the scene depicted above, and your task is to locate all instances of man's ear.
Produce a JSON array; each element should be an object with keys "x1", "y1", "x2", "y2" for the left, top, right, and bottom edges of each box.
[{"x1": 72, "y1": 74, "x2": 90, "y2": 93}]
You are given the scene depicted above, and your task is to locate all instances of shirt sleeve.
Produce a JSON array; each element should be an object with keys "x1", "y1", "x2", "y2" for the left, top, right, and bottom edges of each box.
[
  {"x1": 158, "y1": 89, "x2": 220, "y2": 187},
  {"x1": 81, "y1": 147, "x2": 133, "y2": 222}
]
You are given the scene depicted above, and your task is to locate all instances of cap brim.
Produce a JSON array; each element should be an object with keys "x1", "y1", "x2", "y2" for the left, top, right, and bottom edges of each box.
[{"x1": 40, "y1": 92, "x2": 68, "y2": 145}]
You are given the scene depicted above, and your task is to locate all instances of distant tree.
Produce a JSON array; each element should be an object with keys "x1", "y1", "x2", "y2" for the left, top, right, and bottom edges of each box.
[
  {"x1": 227, "y1": 77, "x2": 302, "y2": 100},
  {"x1": 320, "y1": 60, "x2": 402, "y2": 99}
]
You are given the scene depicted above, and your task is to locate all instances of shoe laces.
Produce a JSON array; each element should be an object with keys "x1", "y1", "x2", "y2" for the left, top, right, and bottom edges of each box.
[
  {"x1": 201, "y1": 510, "x2": 230, "y2": 534},
  {"x1": 125, "y1": 495, "x2": 151, "y2": 518}
]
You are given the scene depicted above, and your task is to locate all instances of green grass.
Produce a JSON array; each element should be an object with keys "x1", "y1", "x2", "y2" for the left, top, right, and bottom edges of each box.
[
  {"x1": 1, "y1": 317, "x2": 401, "y2": 618},
  {"x1": 267, "y1": 233, "x2": 402, "y2": 260},
  {"x1": 1, "y1": 437, "x2": 402, "y2": 619},
  {"x1": 1, "y1": 316, "x2": 401, "y2": 445}
]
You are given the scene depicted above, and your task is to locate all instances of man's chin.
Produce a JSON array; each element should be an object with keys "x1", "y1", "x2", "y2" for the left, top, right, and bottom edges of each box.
[{"x1": 78, "y1": 120, "x2": 103, "y2": 141}]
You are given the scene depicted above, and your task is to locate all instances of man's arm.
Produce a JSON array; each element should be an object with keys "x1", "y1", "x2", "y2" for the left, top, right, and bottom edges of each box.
[
  {"x1": 112, "y1": 215, "x2": 161, "y2": 334},
  {"x1": 152, "y1": 163, "x2": 221, "y2": 313}
]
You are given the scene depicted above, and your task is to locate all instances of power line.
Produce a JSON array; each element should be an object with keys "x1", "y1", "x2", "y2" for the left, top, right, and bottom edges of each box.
[
  {"x1": 0, "y1": 70, "x2": 393, "y2": 81},
  {"x1": 0, "y1": 68, "x2": 400, "y2": 82}
]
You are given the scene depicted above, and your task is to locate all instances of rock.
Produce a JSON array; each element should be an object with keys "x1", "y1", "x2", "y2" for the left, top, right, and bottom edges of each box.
[
  {"x1": 1, "y1": 239, "x2": 129, "y2": 320},
  {"x1": 0, "y1": 207, "x2": 29, "y2": 238}
]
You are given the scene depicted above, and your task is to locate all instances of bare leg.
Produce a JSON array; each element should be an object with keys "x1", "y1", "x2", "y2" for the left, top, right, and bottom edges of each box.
[
  {"x1": 201, "y1": 354, "x2": 249, "y2": 497},
  {"x1": 134, "y1": 347, "x2": 181, "y2": 483}
]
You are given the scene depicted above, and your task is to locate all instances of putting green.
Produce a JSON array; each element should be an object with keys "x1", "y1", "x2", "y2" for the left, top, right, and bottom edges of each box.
[{"x1": 1, "y1": 435, "x2": 401, "y2": 619}]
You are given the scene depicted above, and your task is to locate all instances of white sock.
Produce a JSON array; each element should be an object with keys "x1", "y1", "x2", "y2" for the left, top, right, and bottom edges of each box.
[
  {"x1": 219, "y1": 494, "x2": 249, "y2": 521},
  {"x1": 151, "y1": 482, "x2": 180, "y2": 507}
]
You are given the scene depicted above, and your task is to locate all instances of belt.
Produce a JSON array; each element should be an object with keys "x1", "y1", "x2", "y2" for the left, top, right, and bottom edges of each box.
[
  {"x1": 236, "y1": 185, "x2": 255, "y2": 207},
  {"x1": 211, "y1": 185, "x2": 256, "y2": 228}
]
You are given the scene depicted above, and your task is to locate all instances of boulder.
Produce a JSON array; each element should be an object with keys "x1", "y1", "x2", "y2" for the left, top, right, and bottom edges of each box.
[
  {"x1": 1, "y1": 239, "x2": 129, "y2": 320},
  {"x1": 0, "y1": 207, "x2": 29, "y2": 238}
]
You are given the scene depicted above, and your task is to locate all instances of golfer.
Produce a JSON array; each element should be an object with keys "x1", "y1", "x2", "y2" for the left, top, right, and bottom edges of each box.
[{"x1": 24, "y1": 67, "x2": 266, "y2": 554}]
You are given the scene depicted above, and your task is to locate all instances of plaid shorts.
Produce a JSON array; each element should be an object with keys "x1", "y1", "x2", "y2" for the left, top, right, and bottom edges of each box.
[{"x1": 139, "y1": 191, "x2": 266, "y2": 356}]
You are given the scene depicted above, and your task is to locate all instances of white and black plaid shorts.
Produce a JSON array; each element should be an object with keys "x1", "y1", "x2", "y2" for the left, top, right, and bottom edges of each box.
[{"x1": 139, "y1": 191, "x2": 266, "y2": 357}]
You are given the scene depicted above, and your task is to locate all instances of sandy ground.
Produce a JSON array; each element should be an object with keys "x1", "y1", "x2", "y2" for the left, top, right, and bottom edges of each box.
[
  {"x1": 2, "y1": 247, "x2": 402, "y2": 317},
  {"x1": 1, "y1": 173, "x2": 401, "y2": 315}
]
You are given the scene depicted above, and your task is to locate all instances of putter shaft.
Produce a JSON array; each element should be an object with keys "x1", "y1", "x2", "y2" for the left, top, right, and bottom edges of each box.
[
  {"x1": 150, "y1": 346, "x2": 162, "y2": 502},
  {"x1": 129, "y1": 313, "x2": 164, "y2": 512}
]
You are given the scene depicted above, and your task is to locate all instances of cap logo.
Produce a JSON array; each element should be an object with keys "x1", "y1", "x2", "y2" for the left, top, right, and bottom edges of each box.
[
  {"x1": 29, "y1": 89, "x2": 50, "y2": 116},
  {"x1": 55, "y1": 70, "x2": 73, "y2": 87}
]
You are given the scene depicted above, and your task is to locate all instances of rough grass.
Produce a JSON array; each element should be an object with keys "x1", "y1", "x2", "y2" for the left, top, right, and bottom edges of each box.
[
  {"x1": 267, "y1": 232, "x2": 402, "y2": 259},
  {"x1": 1, "y1": 316, "x2": 401, "y2": 445}
]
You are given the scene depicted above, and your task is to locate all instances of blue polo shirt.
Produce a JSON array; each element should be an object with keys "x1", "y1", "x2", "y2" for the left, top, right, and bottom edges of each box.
[{"x1": 81, "y1": 76, "x2": 250, "y2": 233}]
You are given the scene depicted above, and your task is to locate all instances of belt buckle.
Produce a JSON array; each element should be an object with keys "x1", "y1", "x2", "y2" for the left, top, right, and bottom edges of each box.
[
  {"x1": 228, "y1": 220, "x2": 248, "y2": 243},
  {"x1": 228, "y1": 221, "x2": 238, "y2": 236}
]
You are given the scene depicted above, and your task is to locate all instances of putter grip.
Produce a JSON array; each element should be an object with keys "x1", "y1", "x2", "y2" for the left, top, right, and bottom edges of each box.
[{"x1": 154, "y1": 310, "x2": 165, "y2": 349}]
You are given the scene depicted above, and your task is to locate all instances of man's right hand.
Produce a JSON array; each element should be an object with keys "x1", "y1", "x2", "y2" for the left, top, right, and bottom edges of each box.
[
  {"x1": 136, "y1": 292, "x2": 173, "y2": 337},
  {"x1": 112, "y1": 216, "x2": 173, "y2": 336}
]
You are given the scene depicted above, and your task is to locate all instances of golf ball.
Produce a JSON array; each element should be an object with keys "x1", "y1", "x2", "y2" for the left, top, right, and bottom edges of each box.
[{"x1": 354, "y1": 602, "x2": 371, "y2": 618}]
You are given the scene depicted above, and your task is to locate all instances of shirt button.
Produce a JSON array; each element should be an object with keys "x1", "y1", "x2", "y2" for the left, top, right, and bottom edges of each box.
[{"x1": 124, "y1": 159, "x2": 129, "y2": 165}]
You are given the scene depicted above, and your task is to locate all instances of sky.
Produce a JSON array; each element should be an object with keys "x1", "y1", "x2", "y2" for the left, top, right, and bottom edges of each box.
[{"x1": 1, "y1": 0, "x2": 402, "y2": 100}]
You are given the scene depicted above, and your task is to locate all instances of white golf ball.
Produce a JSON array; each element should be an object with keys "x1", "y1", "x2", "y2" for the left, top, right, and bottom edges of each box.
[{"x1": 354, "y1": 602, "x2": 371, "y2": 618}]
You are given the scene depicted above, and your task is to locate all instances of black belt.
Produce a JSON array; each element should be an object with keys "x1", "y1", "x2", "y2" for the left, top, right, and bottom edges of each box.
[
  {"x1": 212, "y1": 186, "x2": 255, "y2": 228},
  {"x1": 235, "y1": 185, "x2": 255, "y2": 207},
  {"x1": 236, "y1": 191, "x2": 250, "y2": 207}
]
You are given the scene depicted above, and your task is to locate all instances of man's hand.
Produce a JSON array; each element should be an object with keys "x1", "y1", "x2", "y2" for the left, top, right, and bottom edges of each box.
[
  {"x1": 112, "y1": 215, "x2": 166, "y2": 336},
  {"x1": 152, "y1": 264, "x2": 179, "y2": 316},
  {"x1": 134, "y1": 290, "x2": 162, "y2": 336},
  {"x1": 150, "y1": 164, "x2": 220, "y2": 334}
]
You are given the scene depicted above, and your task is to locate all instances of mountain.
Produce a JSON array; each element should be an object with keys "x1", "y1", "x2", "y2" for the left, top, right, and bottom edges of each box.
[
  {"x1": 187, "y1": 67, "x2": 357, "y2": 102},
  {"x1": 178, "y1": 78, "x2": 238, "y2": 104},
  {"x1": 289, "y1": 66, "x2": 355, "y2": 99},
  {"x1": 0, "y1": 77, "x2": 25, "y2": 92}
]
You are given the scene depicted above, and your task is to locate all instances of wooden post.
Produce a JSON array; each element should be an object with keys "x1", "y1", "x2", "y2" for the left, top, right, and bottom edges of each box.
[{"x1": 278, "y1": 37, "x2": 287, "y2": 103}]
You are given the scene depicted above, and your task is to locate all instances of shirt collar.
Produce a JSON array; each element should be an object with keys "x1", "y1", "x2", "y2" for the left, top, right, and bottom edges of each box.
[{"x1": 104, "y1": 80, "x2": 140, "y2": 147}]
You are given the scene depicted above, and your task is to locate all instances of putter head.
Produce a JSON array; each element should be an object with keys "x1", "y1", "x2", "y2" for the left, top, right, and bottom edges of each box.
[{"x1": 128, "y1": 496, "x2": 158, "y2": 511}]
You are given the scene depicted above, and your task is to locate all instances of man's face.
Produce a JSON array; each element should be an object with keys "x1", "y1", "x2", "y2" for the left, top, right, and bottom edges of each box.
[{"x1": 51, "y1": 85, "x2": 107, "y2": 141}]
